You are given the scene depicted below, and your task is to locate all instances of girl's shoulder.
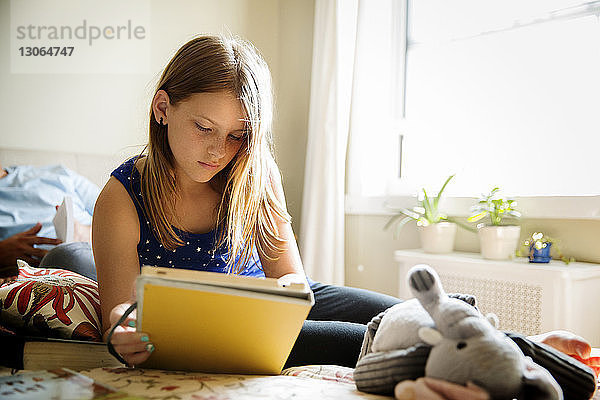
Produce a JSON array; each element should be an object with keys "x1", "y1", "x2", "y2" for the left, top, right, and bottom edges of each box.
[
  {"x1": 111, "y1": 155, "x2": 146, "y2": 188},
  {"x1": 96, "y1": 156, "x2": 143, "y2": 225}
]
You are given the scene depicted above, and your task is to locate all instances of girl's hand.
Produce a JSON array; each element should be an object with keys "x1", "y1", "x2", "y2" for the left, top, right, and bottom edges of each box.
[{"x1": 106, "y1": 302, "x2": 155, "y2": 366}]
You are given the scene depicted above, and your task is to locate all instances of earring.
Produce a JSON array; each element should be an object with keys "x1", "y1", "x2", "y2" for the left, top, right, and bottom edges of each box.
[{"x1": 159, "y1": 117, "x2": 164, "y2": 126}]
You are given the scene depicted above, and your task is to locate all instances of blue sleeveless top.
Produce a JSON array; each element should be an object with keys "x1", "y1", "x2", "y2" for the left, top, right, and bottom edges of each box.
[{"x1": 111, "y1": 157, "x2": 265, "y2": 277}]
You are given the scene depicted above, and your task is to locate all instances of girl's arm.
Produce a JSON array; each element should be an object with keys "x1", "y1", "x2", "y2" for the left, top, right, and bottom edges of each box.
[
  {"x1": 92, "y1": 177, "x2": 144, "y2": 337},
  {"x1": 93, "y1": 177, "x2": 154, "y2": 365},
  {"x1": 259, "y1": 166, "x2": 307, "y2": 285}
]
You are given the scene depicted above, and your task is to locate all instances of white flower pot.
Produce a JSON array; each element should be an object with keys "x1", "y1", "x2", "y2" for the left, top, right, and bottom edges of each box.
[
  {"x1": 418, "y1": 222, "x2": 457, "y2": 254},
  {"x1": 478, "y1": 225, "x2": 521, "y2": 260}
]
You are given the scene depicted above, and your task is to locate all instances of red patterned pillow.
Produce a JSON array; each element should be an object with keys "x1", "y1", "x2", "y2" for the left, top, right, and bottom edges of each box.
[{"x1": 0, "y1": 261, "x2": 102, "y2": 341}]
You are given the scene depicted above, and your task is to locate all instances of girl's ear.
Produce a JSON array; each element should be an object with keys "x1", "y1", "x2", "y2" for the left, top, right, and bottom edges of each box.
[{"x1": 152, "y1": 90, "x2": 171, "y2": 124}]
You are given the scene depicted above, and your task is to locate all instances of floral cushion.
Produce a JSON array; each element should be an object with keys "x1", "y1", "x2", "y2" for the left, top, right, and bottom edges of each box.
[{"x1": 0, "y1": 261, "x2": 102, "y2": 341}]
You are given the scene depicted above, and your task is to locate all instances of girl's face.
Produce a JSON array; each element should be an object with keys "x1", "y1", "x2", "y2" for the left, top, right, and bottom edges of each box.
[{"x1": 161, "y1": 91, "x2": 247, "y2": 188}]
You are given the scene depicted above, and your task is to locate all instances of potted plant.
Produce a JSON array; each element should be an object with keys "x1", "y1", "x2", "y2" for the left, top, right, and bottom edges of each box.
[
  {"x1": 468, "y1": 187, "x2": 521, "y2": 260},
  {"x1": 518, "y1": 232, "x2": 575, "y2": 264},
  {"x1": 385, "y1": 175, "x2": 468, "y2": 254}
]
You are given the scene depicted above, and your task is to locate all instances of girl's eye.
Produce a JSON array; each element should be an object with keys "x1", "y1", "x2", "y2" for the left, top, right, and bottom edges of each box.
[
  {"x1": 195, "y1": 123, "x2": 211, "y2": 132},
  {"x1": 228, "y1": 134, "x2": 243, "y2": 141}
]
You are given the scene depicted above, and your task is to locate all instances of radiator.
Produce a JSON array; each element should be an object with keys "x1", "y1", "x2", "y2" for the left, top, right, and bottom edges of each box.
[{"x1": 394, "y1": 250, "x2": 600, "y2": 346}]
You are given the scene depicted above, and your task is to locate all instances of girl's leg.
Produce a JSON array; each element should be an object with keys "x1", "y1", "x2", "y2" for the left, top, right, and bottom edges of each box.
[
  {"x1": 284, "y1": 320, "x2": 366, "y2": 368},
  {"x1": 308, "y1": 282, "x2": 402, "y2": 324},
  {"x1": 284, "y1": 282, "x2": 402, "y2": 368}
]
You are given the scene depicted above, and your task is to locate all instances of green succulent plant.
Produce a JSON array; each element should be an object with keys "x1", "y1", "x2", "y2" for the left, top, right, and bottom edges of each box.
[
  {"x1": 468, "y1": 187, "x2": 521, "y2": 227},
  {"x1": 385, "y1": 175, "x2": 474, "y2": 236}
]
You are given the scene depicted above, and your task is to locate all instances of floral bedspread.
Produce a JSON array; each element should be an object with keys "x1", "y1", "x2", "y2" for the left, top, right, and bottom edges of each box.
[{"x1": 81, "y1": 365, "x2": 391, "y2": 400}]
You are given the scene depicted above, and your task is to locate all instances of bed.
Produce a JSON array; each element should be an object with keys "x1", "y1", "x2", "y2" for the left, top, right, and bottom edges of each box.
[
  {"x1": 80, "y1": 365, "x2": 389, "y2": 399},
  {"x1": 1, "y1": 148, "x2": 598, "y2": 399},
  {"x1": 0, "y1": 149, "x2": 387, "y2": 397}
]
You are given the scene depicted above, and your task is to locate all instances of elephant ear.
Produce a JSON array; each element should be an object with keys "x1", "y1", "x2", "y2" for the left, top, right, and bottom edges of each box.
[
  {"x1": 520, "y1": 357, "x2": 563, "y2": 400},
  {"x1": 418, "y1": 327, "x2": 443, "y2": 346},
  {"x1": 485, "y1": 313, "x2": 499, "y2": 328}
]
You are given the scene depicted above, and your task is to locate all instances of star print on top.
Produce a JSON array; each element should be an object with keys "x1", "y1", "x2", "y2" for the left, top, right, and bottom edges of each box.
[{"x1": 110, "y1": 157, "x2": 264, "y2": 277}]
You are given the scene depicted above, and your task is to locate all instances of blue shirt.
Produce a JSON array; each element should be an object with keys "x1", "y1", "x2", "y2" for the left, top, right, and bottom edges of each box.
[
  {"x1": 0, "y1": 165, "x2": 99, "y2": 241},
  {"x1": 111, "y1": 158, "x2": 265, "y2": 277}
]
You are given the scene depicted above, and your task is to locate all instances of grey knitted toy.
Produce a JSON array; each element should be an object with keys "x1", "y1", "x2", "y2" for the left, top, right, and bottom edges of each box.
[{"x1": 355, "y1": 264, "x2": 562, "y2": 400}]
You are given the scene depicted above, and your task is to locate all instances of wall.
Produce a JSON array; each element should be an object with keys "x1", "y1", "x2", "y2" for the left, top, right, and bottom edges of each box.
[
  {"x1": 0, "y1": 0, "x2": 314, "y2": 235},
  {"x1": 345, "y1": 215, "x2": 419, "y2": 296},
  {"x1": 273, "y1": 0, "x2": 314, "y2": 234},
  {"x1": 4, "y1": 1, "x2": 597, "y2": 298}
]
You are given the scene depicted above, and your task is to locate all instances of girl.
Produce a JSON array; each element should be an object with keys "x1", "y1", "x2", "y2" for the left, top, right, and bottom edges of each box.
[
  {"x1": 92, "y1": 35, "x2": 595, "y2": 386},
  {"x1": 92, "y1": 34, "x2": 402, "y2": 368}
]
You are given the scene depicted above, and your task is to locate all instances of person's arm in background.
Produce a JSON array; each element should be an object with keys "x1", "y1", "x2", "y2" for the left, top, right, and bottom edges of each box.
[
  {"x1": 0, "y1": 222, "x2": 61, "y2": 285},
  {"x1": 0, "y1": 163, "x2": 62, "y2": 276},
  {"x1": 0, "y1": 163, "x2": 97, "y2": 279},
  {"x1": 0, "y1": 222, "x2": 62, "y2": 280}
]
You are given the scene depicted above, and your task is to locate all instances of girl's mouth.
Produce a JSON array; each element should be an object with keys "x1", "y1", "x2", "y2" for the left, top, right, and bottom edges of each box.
[{"x1": 198, "y1": 161, "x2": 219, "y2": 170}]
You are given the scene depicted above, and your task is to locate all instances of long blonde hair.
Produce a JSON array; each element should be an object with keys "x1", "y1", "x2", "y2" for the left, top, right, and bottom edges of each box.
[{"x1": 140, "y1": 35, "x2": 290, "y2": 273}]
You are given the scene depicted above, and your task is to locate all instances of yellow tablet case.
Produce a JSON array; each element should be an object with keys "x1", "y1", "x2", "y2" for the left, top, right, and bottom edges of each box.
[{"x1": 136, "y1": 266, "x2": 314, "y2": 374}]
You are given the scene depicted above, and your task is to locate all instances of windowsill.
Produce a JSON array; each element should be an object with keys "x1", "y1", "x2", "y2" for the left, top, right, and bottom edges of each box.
[
  {"x1": 345, "y1": 194, "x2": 600, "y2": 220},
  {"x1": 393, "y1": 249, "x2": 600, "y2": 270}
]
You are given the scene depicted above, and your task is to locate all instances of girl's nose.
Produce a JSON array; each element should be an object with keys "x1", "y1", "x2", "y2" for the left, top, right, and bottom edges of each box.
[{"x1": 207, "y1": 136, "x2": 226, "y2": 158}]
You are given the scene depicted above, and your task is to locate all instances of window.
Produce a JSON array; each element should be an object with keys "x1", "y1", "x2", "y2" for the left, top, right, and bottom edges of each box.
[
  {"x1": 400, "y1": 0, "x2": 600, "y2": 197},
  {"x1": 346, "y1": 0, "x2": 600, "y2": 217}
]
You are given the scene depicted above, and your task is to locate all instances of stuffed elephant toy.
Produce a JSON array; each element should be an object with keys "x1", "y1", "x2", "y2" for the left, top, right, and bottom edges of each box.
[{"x1": 355, "y1": 264, "x2": 564, "y2": 400}]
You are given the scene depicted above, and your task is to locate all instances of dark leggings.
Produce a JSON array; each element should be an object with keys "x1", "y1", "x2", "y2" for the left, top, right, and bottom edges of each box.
[{"x1": 284, "y1": 282, "x2": 402, "y2": 369}]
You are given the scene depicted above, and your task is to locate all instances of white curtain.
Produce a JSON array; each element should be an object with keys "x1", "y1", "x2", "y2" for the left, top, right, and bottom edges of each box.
[{"x1": 300, "y1": 0, "x2": 407, "y2": 285}]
